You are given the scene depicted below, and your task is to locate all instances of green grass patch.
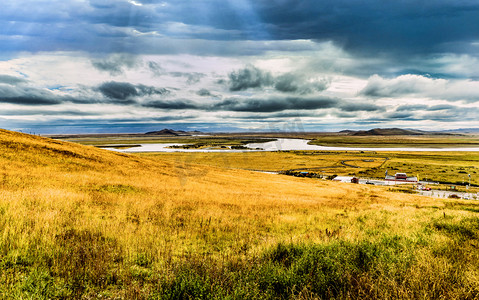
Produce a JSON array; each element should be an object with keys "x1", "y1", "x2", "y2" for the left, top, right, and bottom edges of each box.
[{"x1": 433, "y1": 217, "x2": 479, "y2": 241}]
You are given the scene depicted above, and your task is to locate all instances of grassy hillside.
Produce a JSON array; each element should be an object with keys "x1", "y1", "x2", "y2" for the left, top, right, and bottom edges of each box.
[{"x1": 1, "y1": 129, "x2": 479, "y2": 298}]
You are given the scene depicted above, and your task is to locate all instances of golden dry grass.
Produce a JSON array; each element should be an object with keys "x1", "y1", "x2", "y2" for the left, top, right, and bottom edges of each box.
[
  {"x1": 1, "y1": 129, "x2": 479, "y2": 298},
  {"x1": 142, "y1": 151, "x2": 385, "y2": 174},
  {"x1": 144, "y1": 150, "x2": 479, "y2": 190}
]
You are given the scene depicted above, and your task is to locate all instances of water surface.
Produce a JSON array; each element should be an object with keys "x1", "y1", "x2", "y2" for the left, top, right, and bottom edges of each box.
[{"x1": 105, "y1": 138, "x2": 479, "y2": 153}]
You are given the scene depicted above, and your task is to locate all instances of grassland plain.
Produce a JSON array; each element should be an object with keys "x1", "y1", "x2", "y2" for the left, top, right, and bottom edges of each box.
[
  {"x1": 307, "y1": 135, "x2": 479, "y2": 148},
  {"x1": 145, "y1": 150, "x2": 479, "y2": 188},
  {"x1": 55, "y1": 132, "x2": 479, "y2": 148},
  {"x1": 188, "y1": 132, "x2": 479, "y2": 148},
  {"x1": 1, "y1": 128, "x2": 479, "y2": 299}
]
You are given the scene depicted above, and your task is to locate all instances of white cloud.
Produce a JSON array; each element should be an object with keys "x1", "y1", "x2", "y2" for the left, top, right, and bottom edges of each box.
[{"x1": 128, "y1": 0, "x2": 143, "y2": 6}]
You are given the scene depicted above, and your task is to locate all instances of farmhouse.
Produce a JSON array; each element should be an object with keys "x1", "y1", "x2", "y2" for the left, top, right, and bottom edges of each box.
[{"x1": 385, "y1": 171, "x2": 418, "y2": 183}]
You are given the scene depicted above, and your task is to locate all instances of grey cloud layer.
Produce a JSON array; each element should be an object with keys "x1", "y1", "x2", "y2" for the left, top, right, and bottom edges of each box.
[
  {"x1": 211, "y1": 97, "x2": 335, "y2": 112},
  {"x1": 142, "y1": 97, "x2": 337, "y2": 112},
  {"x1": 92, "y1": 54, "x2": 140, "y2": 76},
  {"x1": 254, "y1": 1, "x2": 479, "y2": 56},
  {"x1": 228, "y1": 66, "x2": 273, "y2": 91},
  {"x1": 143, "y1": 96, "x2": 383, "y2": 114},
  {"x1": 227, "y1": 66, "x2": 329, "y2": 94},
  {"x1": 366, "y1": 105, "x2": 479, "y2": 123},
  {"x1": 0, "y1": 79, "x2": 171, "y2": 106},
  {"x1": 4, "y1": 0, "x2": 479, "y2": 84},
  {"x1": 3, "y1": 0, "x2": 479, "y2": 60},
  {"x1": 0, "y1": 76, "x2": 384, "y2": 115},
  {"x1": 0, "y1": 84, "x2": 62, "y2": 105},
  {"x1": 0, "y1": 74, "x2": 64, "y2": 105},
  {"x1": 143, "y1": 99, "x2": 198, "y2": 110},
  {"x1": 360, "y1": 75, "x2": 479, "y2": 102},
  {"x1": 0, "y1": 75, "x2": 28, "y2": 85},
  {"x1": 97, "y1": 81, "x2": 170, "y2": 101}
]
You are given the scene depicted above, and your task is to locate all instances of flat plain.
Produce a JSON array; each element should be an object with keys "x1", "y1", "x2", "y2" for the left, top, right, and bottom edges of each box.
[{"x1": 2, "y1": 129, "x2": 479, "y2": 299}]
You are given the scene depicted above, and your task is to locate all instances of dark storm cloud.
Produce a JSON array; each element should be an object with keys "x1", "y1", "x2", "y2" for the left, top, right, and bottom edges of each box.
[
  {"x1": 274, "y1": 73, "x2": 329, "y2": 94},
  {"x1": 0, "y1": 109, "x2": 101, "y2": 116},
  {"x1": 0, "y1": 96, "x2": 61, "y2": 106},
  {"x1": 210, "y1": 96, "x2": 337, "y2": 112},
  {"x1": 142, "y1": 94, "x2": 387, "y2": 114},
  {"x1": 339, "y1": 102, "x2": 384, "y2": 112},
  {"x1": 96, "y1": 81, "x2": 169, "y2": 101},
  {"x1": 54, "y1": 114, "x2": 198, "y2": 124},
  {"x1": 396, "y1": 104, "x2": 429, "y2": 112},
  {"x1": 0, "y1": 84, "x2": 62, "y2": 105},
  {"x1": 3, "y1": 0, "x2": 479, "y2": 62},
  {"x1": 2, "y1": 81, "x2": 174, "y2": 107},
  {"x1": 273, "y1": 74, "x2": 298, "y2": 93},
  {"x1": 91, "y1": 54, "x2": 140, "y2": 76},
  {"x1": 228, "y1": 65, "x2": 273, "y2": 91},
  {"x1": 0, "y1": 83, "x2": 122, "y2": 106},
  {"x1": 0, "y1": 75, "x2": 28, "y2": 85},
  {"x1": 232, "y1": 111, "x2": 318, "y2": 120},
  {"x1": 141, "y1": 95, "x2": 341, "y2": 113},
  {"x1": 98, "y1": 82, "x2": 138, "y2": 100},
  {"x1": 77, "y1": 0, "x2": 477, "y2": 58},
  {"x1": 429, "y1": 104, "x2": 455, "y2": 111},
  {"x1": 251, "y1": 1, "x2": 479, "y2": 56},
  {"x1": 143, "y1": 99, "x2": 198, "y2": 110},
  {"x1": 228, "y1": 66, "x2": 330, "y2": 94},
  {"x1": 386, "y1": 112, "x2": 417, "y2": 120}
]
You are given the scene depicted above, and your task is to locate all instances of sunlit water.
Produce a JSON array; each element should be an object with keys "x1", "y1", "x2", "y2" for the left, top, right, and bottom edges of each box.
[{"x1": 104, "y1": 138, "x2": 479, "y2": 153}]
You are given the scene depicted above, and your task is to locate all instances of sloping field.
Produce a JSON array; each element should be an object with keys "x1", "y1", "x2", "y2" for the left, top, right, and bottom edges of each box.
[{"x1": 1, "y1": 129, "x2": 479, "y2": 299}]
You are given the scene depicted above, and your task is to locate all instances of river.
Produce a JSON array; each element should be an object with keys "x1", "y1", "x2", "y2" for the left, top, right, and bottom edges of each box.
[{"x1": 104, "y1": 138, "x2": 479, "y2": 153}]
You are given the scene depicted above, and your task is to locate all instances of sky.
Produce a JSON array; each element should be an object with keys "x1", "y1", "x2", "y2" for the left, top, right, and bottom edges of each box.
[{"x1": 1, "y1": 0, "x2": 479, "y2": 134}]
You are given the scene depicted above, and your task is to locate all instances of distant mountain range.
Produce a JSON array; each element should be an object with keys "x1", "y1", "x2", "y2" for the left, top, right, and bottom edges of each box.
[
  {"x1": 439, "y1": 128, "x2": 479, "y2": 134},
  {"x1": 339, "y1": 128, "x2": 458, "y2": 136},
  {"x1": 144, "y1": 129, "x2": 203, "y2": 136},
  {"x1": 144, "y1": 127, "x2": 479, "y2": 136}
]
